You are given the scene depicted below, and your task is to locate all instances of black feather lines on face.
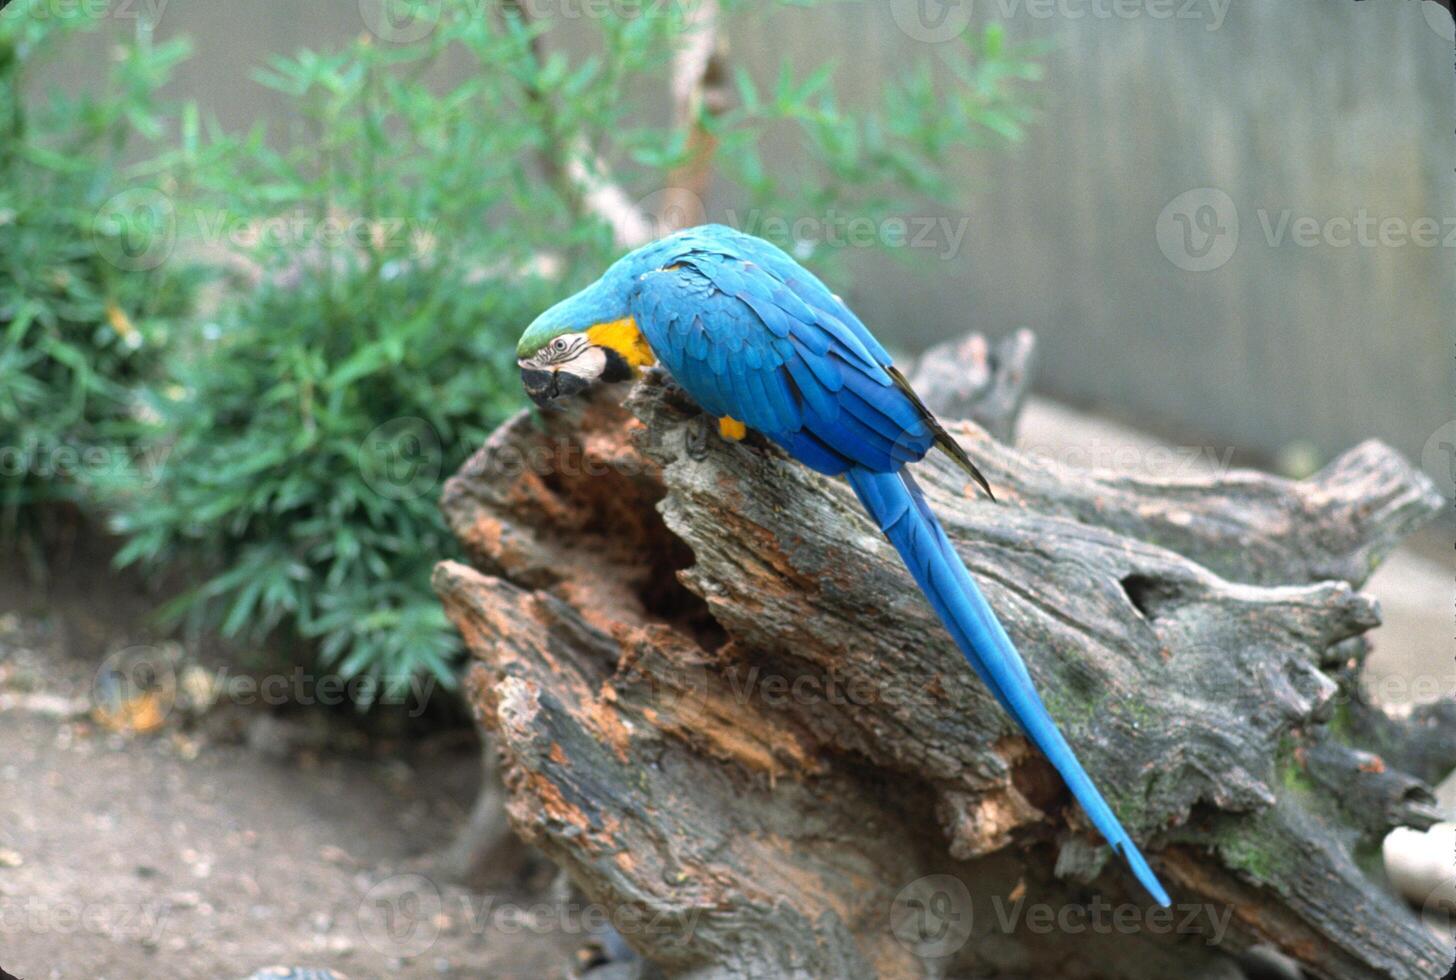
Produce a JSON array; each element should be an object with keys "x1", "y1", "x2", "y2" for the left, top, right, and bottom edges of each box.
[{"x1": 542, "y1": 335, "x2": 589, "y2": 366}]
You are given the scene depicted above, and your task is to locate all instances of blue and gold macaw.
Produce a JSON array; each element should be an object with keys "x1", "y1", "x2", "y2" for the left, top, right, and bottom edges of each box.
[{"x1": 517, "y1": 224, "x2": 1170, "y2": 906}]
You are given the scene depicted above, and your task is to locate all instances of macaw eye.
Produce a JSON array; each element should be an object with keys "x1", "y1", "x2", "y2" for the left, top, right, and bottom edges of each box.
[{"x1": 552, "y1": 338, "x2": 568, "y2": 353}]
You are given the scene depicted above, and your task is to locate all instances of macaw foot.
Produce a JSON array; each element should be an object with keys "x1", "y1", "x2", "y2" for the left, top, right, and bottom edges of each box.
[{"x1": 685, "y1": 414, "x2": 712, "y2": 461}]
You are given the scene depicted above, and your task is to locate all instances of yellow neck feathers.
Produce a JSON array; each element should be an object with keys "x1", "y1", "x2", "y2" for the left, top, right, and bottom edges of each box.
[{"x1": 587, "y1": 317, "x2": 656, "y2": 369}]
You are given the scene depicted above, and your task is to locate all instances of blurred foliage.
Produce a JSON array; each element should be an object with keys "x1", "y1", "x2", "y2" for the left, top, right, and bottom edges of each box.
[
  {"x1": 25, "y1": 0, "x2": 1039, "y2": 699},
  {"x1": 0, "y1": 9, "x2": 199, "y2": 553},
  {"x1": 710, "y1": 15, "x2": 1042, "y2": 273},
  {"x1": 103, "y1": 17, "x2": 572, "y2": 693}
]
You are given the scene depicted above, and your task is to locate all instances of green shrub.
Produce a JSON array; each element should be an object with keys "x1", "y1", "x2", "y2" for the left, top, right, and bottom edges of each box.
[
  {"x1": 105, "y1": 20, "x2": 569, "y2": 693},
  {"x1": 103, "y1": 1, "x2": 1040, "y2": 697},
  {"x1": 0, "y1": 9, "x2": 198, "y2": 551}
]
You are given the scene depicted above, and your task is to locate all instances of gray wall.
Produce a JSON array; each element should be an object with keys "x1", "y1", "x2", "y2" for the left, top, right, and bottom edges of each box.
[
  {"x1": 41, "y1": 0, "x2": 1455, "y2": 466},
  {"x1": 742, "y1": 0, "x2": 1453, "y2": 468}
]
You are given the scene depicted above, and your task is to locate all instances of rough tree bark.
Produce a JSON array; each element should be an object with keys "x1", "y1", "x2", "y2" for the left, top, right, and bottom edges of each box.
[{"x1": 433, "y1": 337, "x2": 1449, "y2": 980}]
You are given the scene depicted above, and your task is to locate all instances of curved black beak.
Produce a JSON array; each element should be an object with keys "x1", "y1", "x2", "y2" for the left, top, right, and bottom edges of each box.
[{"x1": 520, "y1": 366, "x2": 589, "y2": 407}]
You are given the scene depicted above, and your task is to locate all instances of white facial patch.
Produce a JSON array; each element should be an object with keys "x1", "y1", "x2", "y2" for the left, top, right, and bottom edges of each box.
[
  {"x1": 519, "y1": 331, "x2": 605, "y2": 381},
  {"x1": 557, "y1": 345, "x2": 607, "y2": 380}
]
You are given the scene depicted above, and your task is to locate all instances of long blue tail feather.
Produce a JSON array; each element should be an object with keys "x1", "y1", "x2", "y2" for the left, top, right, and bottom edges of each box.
[{"x1": 846, "y1": 467, "x2": 1171, "y2": 907}]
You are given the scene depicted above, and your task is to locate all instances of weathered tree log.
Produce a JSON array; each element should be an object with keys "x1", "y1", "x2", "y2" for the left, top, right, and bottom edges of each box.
[
  {"x1": 904, "y1": 327, "x2": 1037, "y2": 444},
  {"x1": 434, "y1": 359, "x2": 1447, "y2": 979}
]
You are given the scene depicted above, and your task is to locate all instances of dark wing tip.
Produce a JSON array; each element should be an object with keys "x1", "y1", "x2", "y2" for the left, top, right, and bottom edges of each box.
[
  {"x1": 884, "y1": 365, "x2": 997, "y2": 502},
  {"x1": 966, "y1": 454, "x2": 997, "y2": 501},
  {"x1": 940, "y1": 434, "x2": 997, "y2": 502}
]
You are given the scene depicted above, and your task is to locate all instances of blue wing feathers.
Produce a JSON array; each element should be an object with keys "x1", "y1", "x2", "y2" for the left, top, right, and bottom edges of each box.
[
  {"x1": 763, "y1": 370, "x2": 803, "y2": 433},
  {"x1": 631, "y1": 238, "x2": 922, "y2": 469},
  {"x1": 805, "y1": 400, "x2": 899, "y2": 471},
  {"x1": 792, "y1": 318, "x2": 832, "y2": 356},
  {"x1": 752, "y1": 366, "x2": 803, "y2": 434},
  {"x1": 793, "y1": 343, "x2": 845, "y2": 394},
  {"x1": 686, "y1": 316, "x2": 710, "y2": 360},
  {"x1": 782, "y1": 355, "x2": 841, "y2": 425},
  {"x1": 737, "y1": 289, "x2": 796, "y2": 339},
  {"x1": 785, "y1": 430, "x2": 851, "y2": 476},
  {"x1": 838, "y1": 387, "x2": 926, "y2": 457},
  {"x1": 707, "y1": 337, "x2": 729, "y2": 376},
  {"x1": 808, "y1": 307, "x2": 880, "y2": 369},
  {"x1": 841, "y1": 376, "x2": 931, "y2": 450}
]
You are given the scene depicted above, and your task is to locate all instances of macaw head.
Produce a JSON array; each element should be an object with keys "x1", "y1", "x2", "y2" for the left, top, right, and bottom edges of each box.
[{"x1": 515, "y1": 258, "x2": 654, "y2": 407}]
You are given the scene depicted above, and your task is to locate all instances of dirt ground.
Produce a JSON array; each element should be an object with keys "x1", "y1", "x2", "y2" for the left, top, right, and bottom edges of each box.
[{"x1": 0, "y1": 538, "x2": 585, "y2": 980}]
